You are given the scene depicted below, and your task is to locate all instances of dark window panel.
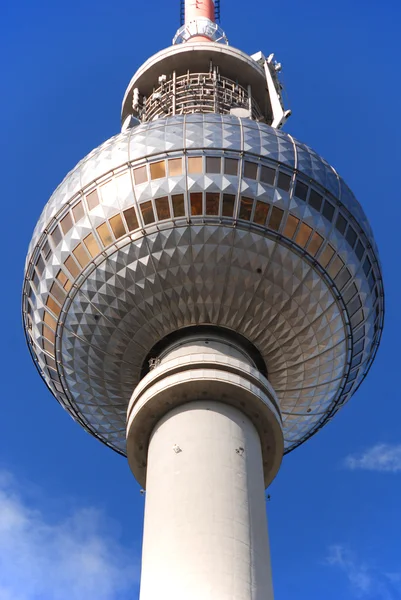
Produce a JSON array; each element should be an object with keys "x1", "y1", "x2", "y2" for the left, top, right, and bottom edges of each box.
[
  {"x1": 123, "y1": 207, "x2": 139, "y2": 231},
  {"x1": 309, "y1": 189, "x2": 323, "y2": 211},
  {"x1": 50, "y1": 225, "x2": 62, "y2": 248},
  {"x1": 322, "y1": 200, "x2": 335, "y2": 222},
  {"x1": 268, "y1": 207, "x2": 284, "y2": 231},
  {"x1": 140, "y1": 201, "x2": 156, "y2": 224},
  {"x1": 172, "y1": 194, "x2": 185, "y2": 217},
  {"x1": 244, "y1": 161, "x2": 258, "y2": 180},
  {"x1": 206, "y1": 157, "x2": 221, "y2": 174},
  {"x1": 335, "y1": 213, "x2": 347, "y2": 235},
  {"x1": 348, "y1": 295, "x2": 362, "y2": 316},
  {"x1": 363, "y1": 257, "x2": 372, "y2": 276},
  {"x1": 222, "y1": 194, "x2": 235, "y2": 217},
  {"x1": 345, "y1": 225, "x2": 357, "y2": 248},
  {"x1": 368, "y1": 271, "x2": 375, "y2": 291},
  {"x1": 42, "y1": 239, "x2": 51, "y2": 259},
  {"x1": 335, "y1": 267, "x2": 351, "y2": 290},
  {"x1": 155, "y1": 196, "x2": 171, "y2": 220},
  {"x1": 353, "y1": 340, "x2": 364, "y2": 356},
  {"x1": 190, "y1": 193, "x2": 203, "y2": 216},
  {"x1": 277, "y1": 172, "x2": 291, "y2": 192},
  {"x1": 350, "y1": 309, "x2": 364, "y2": 329},
  {"x1": 35, "y1": 255, "x2": 45, "y2": 276},
  {"x1": 355, "y1": 240, "x2": 365, "y2": 260},
  {"x1": 224, "y1": 158, "x2": 238, "y2": 176},
  {"x1": 294, "y1": 180, "x2": 308, "y2": 201},
  {"x1": 260, "y1": 165, "x2": 275, "y2": 185},
  {"x1": 50, "y1": 281, "x2": 66, "y2": 305},
  {"x1": 353, "y1": 325, "x2": 365, "y2": 343},
  {"x1": 343, "y1": 283, "x2": 358, "y2": 305},
  {"x1": 206, "y1": 193, "x2": 220, "y2": 215},
  {"x1": 253, "y1": 201, "x2": 269, "y2": 225},
  {"x1": 239, "y1": 197, "x2": 253, "y2": 221}
]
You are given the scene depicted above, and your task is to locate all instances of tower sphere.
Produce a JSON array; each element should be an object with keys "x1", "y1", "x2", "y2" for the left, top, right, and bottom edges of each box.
[{"x1": 23, "y1": 110, "x2": 384, "y2": 459}]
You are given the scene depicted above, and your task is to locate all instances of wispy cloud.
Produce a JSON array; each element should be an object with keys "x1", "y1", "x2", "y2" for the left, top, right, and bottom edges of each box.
[
  {"x1": 326, "y1": 545, "x2": 401, "y2": 599},
  {"x1": 344, "y1": 444, "x2": 401, "y2": 473},
  {"x1": 0, "y1": 471, "x2": 138, "y2": 600}
]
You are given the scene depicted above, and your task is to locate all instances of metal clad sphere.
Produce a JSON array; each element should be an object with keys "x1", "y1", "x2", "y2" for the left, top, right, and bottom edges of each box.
[{"x1": 23, "y1": 115, "x2": 384, "y2": 454}]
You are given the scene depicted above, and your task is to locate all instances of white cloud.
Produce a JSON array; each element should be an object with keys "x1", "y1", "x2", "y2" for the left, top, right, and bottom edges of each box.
[
  {"x1": 326, "y1": 545, "x2": 401, "y2": 600},
  {"x1": 0, "y1": 471, "x2": 138, "y2": 600},
  {"x1": 344, "y1": 444, "x2": 401, "y2": 473}
]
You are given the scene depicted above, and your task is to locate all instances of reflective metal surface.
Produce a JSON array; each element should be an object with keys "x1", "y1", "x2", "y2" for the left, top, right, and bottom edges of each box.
[{"x1": 23, "y1": 114, "x2": 384, "y2": 454}]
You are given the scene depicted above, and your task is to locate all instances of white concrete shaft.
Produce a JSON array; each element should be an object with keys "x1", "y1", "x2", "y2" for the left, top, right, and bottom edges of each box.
[{"x1": 139, "y1": 400, "x2": 274, "y2": 600}]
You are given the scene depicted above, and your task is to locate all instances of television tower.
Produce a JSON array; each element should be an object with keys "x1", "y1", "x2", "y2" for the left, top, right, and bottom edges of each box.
[{"x1": 23, "y1": 1, "x2": 384, "y2": 598}]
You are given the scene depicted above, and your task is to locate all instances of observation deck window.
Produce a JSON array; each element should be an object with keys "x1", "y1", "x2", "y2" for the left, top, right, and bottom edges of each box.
[
  {"x1": 254, "y1": 201, "x2": 269, "y2": 225},
  {"x1": 64, "y1": 256, "x2": 80, "y2": 279},
  {"x1": 51, "y1": 225, "x2": 62, "y2": 248},
  {"x1": 355, "y1": 240, "x2": 365, "y2": 260},
  {"x1": 335, "y1": 213, "x2": 347, "y2": 235},
  {"x1": 268, "y1": 207, "x2": 284, "y2": 231},
  {"x1": 322, "y1": 200, "x2": 335, "y2": 222},
  {"x1": 343, "y1": 283, "x2": 357, "y2": 305},
  {"x1": 123, "y1": 207, "x2": 139, "y2": 231},
  {"x1": 140, "y1": 201, "x2": 155, "y2": 225},
  {"x1": 188, "y1": 157, "x2": 203, "y2": 174},
  {"x1": 50, "y1": 281, "x2": 66, "y2": 305},
  {"x1": 60, "y1": 212, "x2": 73, "y2": 235},
  {"x1": 222, "y1": 194, "x2": 235, "y2": 217},
  {"x1": 334, "y1": 267, "x2": 351, "y2": 291},
  {"x1": 345, "y1": 225, "x2": 357, "y2": 248},
  {"x1": 73, "y1": 242, "x2": 91, "y2": 267},
  {"x1": 35, "y1": 255, "x2": 45, "y2": 276},
  {"x1": 284, "y1": 214, "x2": 299, "y2": 238},
  {"x1": 206, "y1": 193, "x2": 220, "y2": 215},
  {"x1": 294, "y1": 180, "x2": 308, "y2": 201},
  {"x1": 172, "y1": 194, "x2": 185, "y2": 217},
  {"x1": 244, "y1": 161, "x2": 257, "y2": 180},
  {"x1": 206, "y1": 157, "x2": 221, "y2": 174},
  {"x1": 277, "y1": 172, "x2": 291, "y2": 192},
  {"x1": 56, "y1": 269, "x2": 72, "y2": 292},
  {"x1": 43, "y1": 310, "x2": 57, "y2": 331},
  {"x1": 318, "y1": 244, "x2": 335, "y2": 268},
  {"x1": 83, "y1": 233, "x2": 101, "y2": 259},
  {"x1": 155, "y1": 197, "x2": 171, "y2": 220},
  {"x1": 46, "y1": 295, "x2": 61, "y2": 317},
  {"x1": 109, "y1": 214, "x2": 127, "y2": 238},
  {"x1": 239, "y1": 197, "x2": 253, "y2": 220},
  {"x1": 72, "y1": 201, "x2": 85, "y2": 223},
  {"x1": 224, "y1": 158, "x2": 238, "y2": 176},
  {"x1": 96, "y1": 223, "x2": 114, "y2": 247},
  {"x1": 86, "y1": 190, "x2": 100, "y2": 211},
  {"x1": 309, "y1": 189, "x2": 323, "y2": 212},
  {"x1": 307, "y1": 232, "x2": 324, "y2": 256},
  {"x1": 190, "y1": 193, "x2": 203, "y2": 216},
  {"x1": 295, "y1": 222, "x2": 313, "y2": 247},
  {"x1": 150, "y1": 161, "x2": 166, "y2": 180},
  {"x1": 134, "y1": 166, "x2": 148, "y2": 185},
  {"x1": 260, "y1": 165, "x2": 275, "y2": 186},
  {"x1": 168, "y1": 158, "x2": 183, "y2": 177}
]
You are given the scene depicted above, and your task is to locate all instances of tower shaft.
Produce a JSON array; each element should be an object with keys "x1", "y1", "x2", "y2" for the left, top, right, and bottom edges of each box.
[
  {"x1": 139, "y1": 401, "x2": 274, "y2": 600},
  {"x1": 126, "y1": 332, "x2": 283, "y2": 600}
]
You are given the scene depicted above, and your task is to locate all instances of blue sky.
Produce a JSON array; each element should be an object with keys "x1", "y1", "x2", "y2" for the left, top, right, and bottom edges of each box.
[{"x1": 1, "y1": 0, "x2": 401, "y2": 598}]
